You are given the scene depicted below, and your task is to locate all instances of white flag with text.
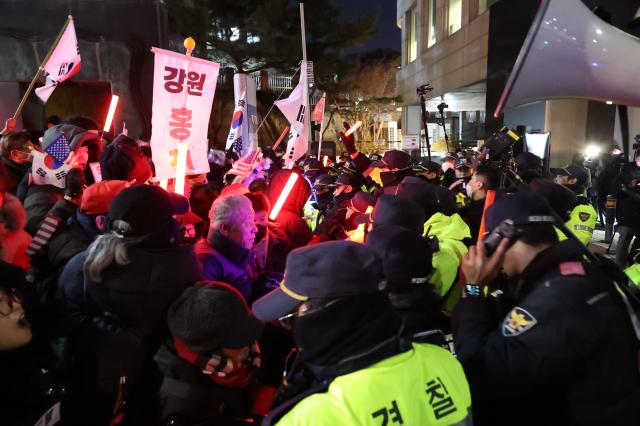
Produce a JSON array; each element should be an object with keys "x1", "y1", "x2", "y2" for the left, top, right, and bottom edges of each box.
[{"x1": 150, "y1": 47, "x2": 220, "y2": 180}]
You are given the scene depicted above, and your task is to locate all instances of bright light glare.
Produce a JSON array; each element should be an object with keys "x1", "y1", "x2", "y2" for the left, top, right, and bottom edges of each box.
[
  {"x1": 345, "y1": 121, "x2": 362, "y2": 136},
  {"x1": 584, "y1": 144, "x2": 601, "y2": 159},
  {"x1": 270, "y1": 173, "x2": 299, "y2": 220},
  {"x1": 103, "y1": 95, "x2": 119, "y2": 132},
  {"x1": 174, "y1": 142, "x2": 188, "y2": 195}
]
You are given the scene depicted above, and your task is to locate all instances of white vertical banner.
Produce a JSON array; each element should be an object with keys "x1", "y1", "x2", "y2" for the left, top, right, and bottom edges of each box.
[{"x1": 150, "y1": 47, "x2": 220, "y2": 180}]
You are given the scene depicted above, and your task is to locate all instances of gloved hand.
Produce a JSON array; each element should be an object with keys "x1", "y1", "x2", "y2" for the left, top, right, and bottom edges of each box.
[
  {"x1": 64, "y1": 167, "x2": 85, "y2": 200},
  {"x1": 1, "y1": 117, "x2": 16, "y2": 136}
]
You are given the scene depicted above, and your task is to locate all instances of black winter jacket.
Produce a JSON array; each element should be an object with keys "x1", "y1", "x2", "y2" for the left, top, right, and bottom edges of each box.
[
  {"x1": 58, "y1": 245, "x2": 199, "y2": 425},
  {"x1": 452, "y1": 239, "x2": 640, "y2": 425}
]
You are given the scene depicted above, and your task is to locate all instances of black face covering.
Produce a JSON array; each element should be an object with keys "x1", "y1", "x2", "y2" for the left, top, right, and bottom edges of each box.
[
  {"x1": 255, "y1": 224, "x2": 267, "y2": 243},
  {"x1": 380, "y1": 171, "x2": 397, "y2": 187},
  {"x1": 315, "y1": 191, "x2": 333, "y2": 210},
  {"x1": 417, "y1": 174, "x2": 440, "y2": 185},
  {"x1": 292, "y1": 294, "x2": 403, "y2": 376}
]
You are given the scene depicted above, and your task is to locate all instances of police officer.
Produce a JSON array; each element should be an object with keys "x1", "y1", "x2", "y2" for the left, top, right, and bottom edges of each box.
[
  {"x1": 551, "y1": 164, "x2": 597, "y2": 245},
  {"x1": 379, "y1": 150, "x2": 413, "y2": 194},
  {"x1": 253, "y1": 241, "x2": 472, "y2": 425},
  {"x1": 413, "y1": 159, "x2": 443, "y2": 185},
  {"x1": 453, "y1": 192, "x2": 640, "y2": 425},
  {"x1": 514, "y1": 151, "x2": 543, "y2": 183},
  {"x1": 395, "y1": 177, "x2": 469, "y2": 308},
  {"x1": 613, "y1": 149, "x2": 640, "y2": 267},
  {"x1": 305, "y1": 175, "x2": 336, "y2": 231},
  {"x1": 448, "y1": 157, "x2": 475, "y2": 207},
  {"x1": 365, "y1": 224, "x2": 446, "y2": 333}
]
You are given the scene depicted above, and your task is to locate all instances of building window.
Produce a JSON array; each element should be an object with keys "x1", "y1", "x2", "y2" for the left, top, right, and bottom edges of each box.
[
  {"x1": 427, "y1": 0, "x2": 437, "y2": 48},
  {"x1": 406, "y1": 8, "x2": 418, "y2": 63},
  {"x1": 448, "y1": 0, "x2": 462, "y2": 35},
  {"x1": 478, "y1": 0, "x2": 498, "y2": 15}
]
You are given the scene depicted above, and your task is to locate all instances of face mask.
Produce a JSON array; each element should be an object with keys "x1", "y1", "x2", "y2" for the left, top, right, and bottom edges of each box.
[
  {"x1": 466, "y1": 183, "x2": 474, "y2": 198},
  {"x1": 380, "y1": 171, "x2": 396, "y2": 187},
  {"x1": 254, "y1": 224, "x2": 267, "y2": 243},
  {"x1": 12, "y1": 150, "x2": 32, "y2": 165}
]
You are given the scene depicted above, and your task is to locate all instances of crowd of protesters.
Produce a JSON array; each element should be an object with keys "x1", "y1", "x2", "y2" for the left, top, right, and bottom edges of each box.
[{"x1": 1, "y1": 115, "x2": 640, "y2": 426}]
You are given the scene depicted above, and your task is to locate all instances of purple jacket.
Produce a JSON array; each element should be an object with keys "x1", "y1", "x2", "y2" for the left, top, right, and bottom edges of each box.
[{"x1": 195, "y1": 231, "x2": 255, "y2": 300}]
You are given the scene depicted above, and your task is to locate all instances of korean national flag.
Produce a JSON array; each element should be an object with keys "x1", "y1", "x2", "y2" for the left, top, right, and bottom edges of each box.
[{"x1": 35, "y1": 17, "x2": 82, "y2": 103}]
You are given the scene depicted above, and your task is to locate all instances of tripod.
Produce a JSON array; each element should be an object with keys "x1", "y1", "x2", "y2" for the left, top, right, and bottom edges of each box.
[
  {"x1": 437, "y1": 101, "x2": 451, "y2": 153},
  {"x1": 417, "y1": 84, "x2": 433, "y2": 160}
]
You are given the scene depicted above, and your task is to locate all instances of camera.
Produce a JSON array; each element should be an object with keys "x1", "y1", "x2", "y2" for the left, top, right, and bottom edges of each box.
[
  {"x1": 482, "y1": 127, "x2": 521, "y2": 164},
  {"x1": 437, "y1": 102, "x2": 448, "y2": 112},
  {"x1": 483, "y1": 221, "x2": 523, "y2": 257},
  {"x1": 416, "y1": 84, "x2": 433, "y2": 96}
]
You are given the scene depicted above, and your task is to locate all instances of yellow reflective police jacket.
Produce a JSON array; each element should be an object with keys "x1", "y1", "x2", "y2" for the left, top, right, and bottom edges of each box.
[
  {"x1": 625, "y1": 264, "x2": 640, "y2": 288},
  {"x1": 303, "y1": 200, "x2": 320, "y2": 231},
  {"x1": 423, "y1": 213, "x2": 470, "y2": 298},
  {"x1": 276, "y1": 343, "x2": 472, "y2": 426},
  {"x1": 556, "y1": 199, "x2": 597, "y2": 246}
]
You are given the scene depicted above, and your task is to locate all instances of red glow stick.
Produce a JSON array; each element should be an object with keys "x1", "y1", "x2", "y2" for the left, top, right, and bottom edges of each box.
[
  {"x1": 269, "y1": 172, "x2": 299, "y2": 220},
  {"x1": 103, "y1": 95, "x2": 119, "y2": 132},
  {"x1": 272, "y1": 126, "x2": 290, "y2": 151},
  {"x1": 344, "y1": 120, "x2": 362, "y2": 137}
]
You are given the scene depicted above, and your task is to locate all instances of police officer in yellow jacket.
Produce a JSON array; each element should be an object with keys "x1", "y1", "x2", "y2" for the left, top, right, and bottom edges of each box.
[
  {"x1": 552, "y1": 164, "x2": 597, "y2": 245},
  {"x1": 453, "y1": 192, "x2": 640, "y2": 425},
  {"x1": 253, "y1": 241, "x2": 472, "y2": 425},
  {"x1": 395, "y1": 177, "x2": 470, "y2": 310}
]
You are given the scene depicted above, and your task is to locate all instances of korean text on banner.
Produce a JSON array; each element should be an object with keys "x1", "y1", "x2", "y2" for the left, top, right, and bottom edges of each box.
[{"x1": 150, "y1": 47, "x2": 220, "y2": 180}]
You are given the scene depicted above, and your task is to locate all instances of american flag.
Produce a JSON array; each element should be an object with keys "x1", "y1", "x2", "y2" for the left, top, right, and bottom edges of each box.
[{"x1": 45, "y1": 134, "x2": 71, "y2": 163}]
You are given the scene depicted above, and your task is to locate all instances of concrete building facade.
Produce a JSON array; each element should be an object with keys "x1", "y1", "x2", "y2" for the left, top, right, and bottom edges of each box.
[{"x1": 396, "y1": 0, "x2": 640, "y2": 166}]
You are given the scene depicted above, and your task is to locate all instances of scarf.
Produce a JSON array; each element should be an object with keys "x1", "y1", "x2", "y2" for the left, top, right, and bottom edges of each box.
[{"x1": 173, "y1": 337, "x2": 260, "y2": 389}]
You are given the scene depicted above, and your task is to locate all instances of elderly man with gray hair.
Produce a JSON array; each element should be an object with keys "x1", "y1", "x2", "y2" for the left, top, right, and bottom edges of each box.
[{"x1": 195, "y1": 194, "x2": 258, "y2": 300}]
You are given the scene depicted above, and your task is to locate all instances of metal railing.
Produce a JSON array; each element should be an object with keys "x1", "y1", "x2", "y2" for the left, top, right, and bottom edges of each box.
[{"x1": 252, "y1": 72, "x2": 294, "y2": 91}]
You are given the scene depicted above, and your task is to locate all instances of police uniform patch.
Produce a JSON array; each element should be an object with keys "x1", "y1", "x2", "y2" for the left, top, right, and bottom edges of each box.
[
  {"x1": 579, "y1": 212, "x2": 590, "y2": 222},
  {"x1": 502, "y1": 307, "x2": 537, "y2": 337},
  {"x1": 559, "y1": 261, "x2": 585, "y2": 276}
]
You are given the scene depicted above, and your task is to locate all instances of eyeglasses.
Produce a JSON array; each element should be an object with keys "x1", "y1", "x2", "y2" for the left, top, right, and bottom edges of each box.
[
  {"x1": 277, "y1": 298, "x2": 346, "y2": 325},
  {"x1": 0, "y1": 288, "x2": 22, "y2": 317}
]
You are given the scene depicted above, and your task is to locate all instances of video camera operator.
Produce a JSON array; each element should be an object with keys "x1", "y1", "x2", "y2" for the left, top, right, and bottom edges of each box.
[
  {"x1": 452, "y1": 192, "x2": 640, "y2": 425},
  {"x1": 614, "y1": 148, "x2": 640, "y2": 267},
  {"x1": 551, "y1": 164, "x2": 597, "y2": 246}
]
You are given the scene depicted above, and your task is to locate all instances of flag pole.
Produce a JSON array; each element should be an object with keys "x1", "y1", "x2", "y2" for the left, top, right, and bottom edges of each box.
[
  {"x1": 13, "y1": 15, "x2": 72, "y2": 120},
  {"x1": 174, "y1": 36, "x2": 196, "y2": 196},
  {"x1": 299, "y1": 2, "x2": 311, "y2": 150}
]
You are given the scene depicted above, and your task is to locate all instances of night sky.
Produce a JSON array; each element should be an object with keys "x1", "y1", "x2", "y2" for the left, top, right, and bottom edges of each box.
[{"x1": 337, "y1": 0, "x2": 401, "y2": 55}]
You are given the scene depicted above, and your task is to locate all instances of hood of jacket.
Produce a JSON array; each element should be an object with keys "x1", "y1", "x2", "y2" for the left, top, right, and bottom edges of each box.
[
  {"x1": 267, "y1": 170, "x2": 311, "y2": 215},
  {"x1": 85, "y1": 245, "x2": 199, "y2": 338},
  {"x1": 423, "y1": 212, "x2": 471, "y2": 242}
]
